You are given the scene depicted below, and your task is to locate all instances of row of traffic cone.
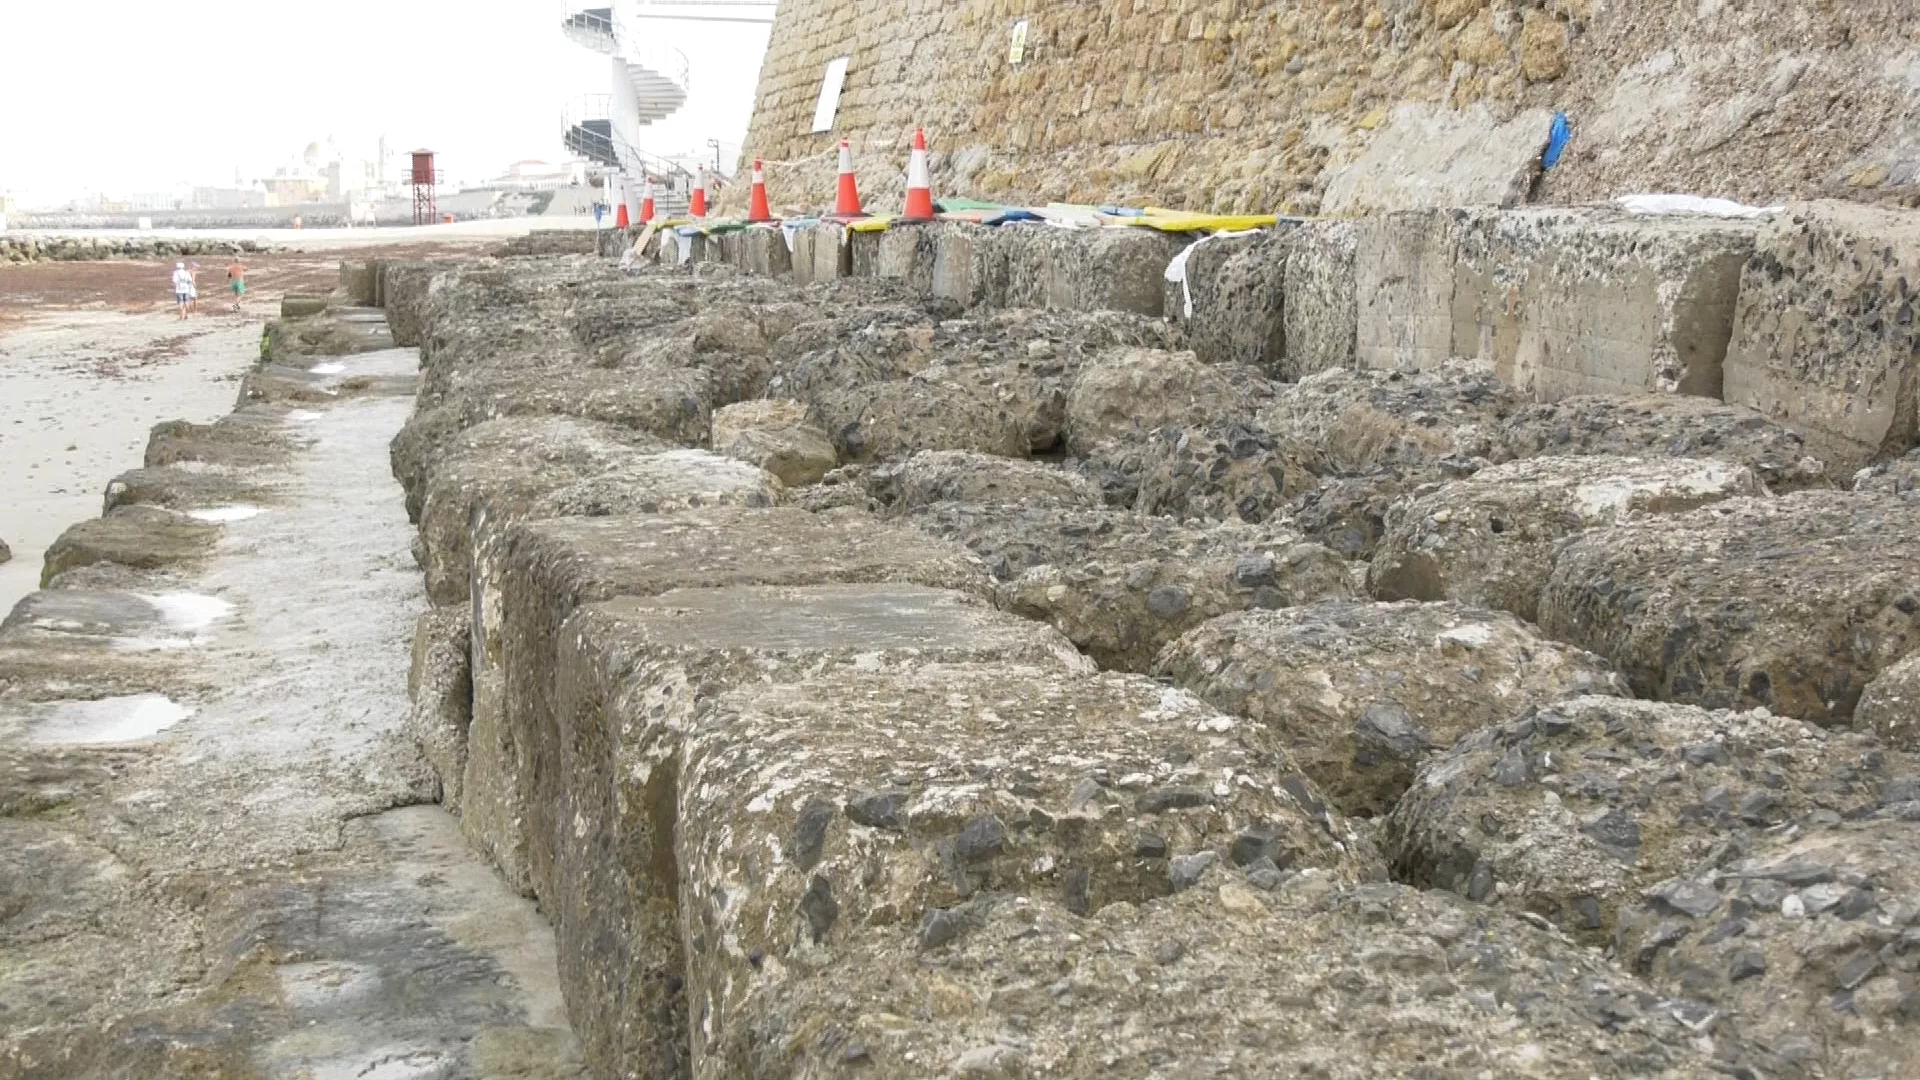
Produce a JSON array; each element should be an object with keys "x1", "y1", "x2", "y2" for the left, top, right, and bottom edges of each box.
[{"x1": 609, "y1": 128, "x2": 938, "y2": 228}]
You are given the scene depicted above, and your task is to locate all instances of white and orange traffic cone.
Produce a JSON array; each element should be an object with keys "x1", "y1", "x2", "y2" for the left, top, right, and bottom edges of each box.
[
  {"x1": 901, "y1": 127, "x2": 935, "y2": 222},
  {"x1": 833, "y1": 138, "x2": 863, "y2": 218},
  {"x1": 747, "y1": 159, "x2": 774, "y2": 223},
  {"x1": 613, "y1": 173, "x2": 630, "y2": 229},
  {"x1": 640, "y1": 176, "x2": 655, "y2": 224},
  {"x1": 690, "y1": 166, "x2": 708, "y2": 219}
]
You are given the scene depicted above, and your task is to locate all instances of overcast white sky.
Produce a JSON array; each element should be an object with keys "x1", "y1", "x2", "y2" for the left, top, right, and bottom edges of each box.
[{"x1": 0, "y1": 0, "x2": 773, "y2": 204}]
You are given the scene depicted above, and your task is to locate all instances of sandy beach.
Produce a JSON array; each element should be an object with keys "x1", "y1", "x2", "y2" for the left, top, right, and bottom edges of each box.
[{"x1": 0, "y1": 226, "x2": 555, "y2": 613}]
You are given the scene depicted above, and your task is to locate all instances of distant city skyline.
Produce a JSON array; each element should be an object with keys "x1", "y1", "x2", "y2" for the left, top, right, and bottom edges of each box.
[{"x1": 0, "y1": 0, "x2": 770, "y2": 206}]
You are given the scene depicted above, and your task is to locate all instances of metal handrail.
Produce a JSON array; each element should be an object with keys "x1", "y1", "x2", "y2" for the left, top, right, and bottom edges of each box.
[{"x1": 558, "y1": 4, "x2": 693, "y2": 90}]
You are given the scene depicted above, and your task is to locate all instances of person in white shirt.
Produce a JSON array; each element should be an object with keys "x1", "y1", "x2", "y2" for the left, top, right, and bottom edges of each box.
[{"x1": 171, "y1": 262, "x2": 193, "y2": 320}]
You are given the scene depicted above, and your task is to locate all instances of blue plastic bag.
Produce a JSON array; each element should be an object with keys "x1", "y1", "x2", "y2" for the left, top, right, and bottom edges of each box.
[{"x1": 1543, "y1": 112, "x2": 1572, "y2": 169}]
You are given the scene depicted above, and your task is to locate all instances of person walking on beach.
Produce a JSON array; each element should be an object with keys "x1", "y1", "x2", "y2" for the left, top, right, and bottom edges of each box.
[
  {"x1": 171, "y1": 261, "x2": 193, "y2": 320},
  {"x1": 226, "y1": 258, "x2": 247, "y2": 312},
  {"x1": 186, "y1": 261, "x2": 202, "y2": 316}
]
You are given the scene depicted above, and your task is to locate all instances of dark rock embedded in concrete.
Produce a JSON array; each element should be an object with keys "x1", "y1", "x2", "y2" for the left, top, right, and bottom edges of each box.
[
  {"x1": 1386, "y1": 695, "x2": 1906, "y2": 944},
  {"x1": 1724, "y1": 200, "x2": 1920, "y2": 469},
  {"x1": 1154, "y1": 601, "x2": 1629, "y2": 817},
  {"x1": 910, "y1": 504, "x2": 1353, "y2": 671},
  {"x1": 678, "y1": 664, "x2": 1381, "y2": 1077},
  {"x1": 540, "y1": 588, "x2": 1089, "y2": 1080},
  {"x1": 1612, "y1": 819, "x2": 1920, "y2": 1080},
  {"x1": 1370, "y1": 456, "x2": 1767, "y2": 622},
  {"x1": 1539, "y1": 491, "x2": 1920, "y2": 724}
]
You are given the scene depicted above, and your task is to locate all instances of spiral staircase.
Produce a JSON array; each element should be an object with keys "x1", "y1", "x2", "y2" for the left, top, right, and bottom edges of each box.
[{"x1": 561, "y1": 4, "x2": 696, "y2": 217}]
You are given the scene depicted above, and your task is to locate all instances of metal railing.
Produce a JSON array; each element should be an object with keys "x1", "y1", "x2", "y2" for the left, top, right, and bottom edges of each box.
[{"x1": 562, "y1": 97, "x2": 699, "y2": 185}]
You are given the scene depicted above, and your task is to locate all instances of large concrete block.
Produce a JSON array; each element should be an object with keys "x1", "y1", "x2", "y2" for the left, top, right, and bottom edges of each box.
[
  {"x1": 1354, "y1": 209, "x2": 1475, "y2": 372},
  {"x1": 803, "y1": 222, "x2": 850, "y2": 282},
  {"x1": 462, "y1": 507, "x2": 989, "y2": 895},
  {"x1": 1724, "y1": 201, "x2": 1920, "y2": 469},
  {"x1": 1452, "y1": 209, "x2": 1754, "y2": 400},
  {"x1": 678, "y1": 664, "x2": 1380, "y2": 1078},
  {"x1": 1540, "y1": 490, "x2": 1920, "y2": 725},
  {"x1": 874, "y1": 223, "x2": 936, "y2": 293},
  {"x1": 545, "y1": 588, "x2": 1089, "y2": 1080},
  {"x1": 1282, "y1": 219, "x2": 1358, "y2": 379},
  {"x1": 1057, "y1": 228, "x2": 1186, "y2": 316},
  {"x1": 1173, "y1": 230, "x2": 1295, "y2": 372},
  {"x1": 930, "y1": 222, "x2": 1013, "y2": 307},
  {"x1": 446, "y1": 449, "x2": 785, "y2": 888},
  {"x1": 847, "y1": 228, "x2": 882, "y2": 278},
  {"x1": 741, "y1": 227, "x2": 792, "y2": 277}
]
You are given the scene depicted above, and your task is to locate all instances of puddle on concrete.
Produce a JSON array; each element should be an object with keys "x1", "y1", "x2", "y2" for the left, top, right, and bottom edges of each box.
[
  {"x1": 285, "y1": 409, "x2": 324, "y2": 422},
  {"x1": 309, "y1": 362, "x2": 347, "y2": 375},
  {"x1": 21, "y1": 693, "x2": 195, "y2": 744},
  {"x1": 188, "y1": 505, "x2": 264, "y2": 523},
  {"x1": 109, "y1": 591, "x2": 237, "y2": 649},
  {"x1": 277, "y1": 960, "x2": 383, "y2": 1011},
  {"x1": 144, "y1": 591, "x2": 235, "y2": 632}
]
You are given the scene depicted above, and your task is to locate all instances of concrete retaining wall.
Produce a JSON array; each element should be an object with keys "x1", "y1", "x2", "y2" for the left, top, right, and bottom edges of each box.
[{"x1": 614, "y1": 200, "x2": 1920, "y2": 469}]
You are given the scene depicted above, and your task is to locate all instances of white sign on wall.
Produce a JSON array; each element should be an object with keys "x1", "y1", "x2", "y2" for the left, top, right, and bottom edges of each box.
[
  {"x1": 1009, "y1": 20, "x2": 1029, "y2": 64},
  {"x1": 811, "y1": 56, "x2": 850, "y2": 133}
]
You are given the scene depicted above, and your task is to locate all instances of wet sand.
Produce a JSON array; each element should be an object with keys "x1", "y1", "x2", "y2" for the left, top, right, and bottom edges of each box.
[{"x1": 0, "y1": 230, "x2": 521, "y2": 613}]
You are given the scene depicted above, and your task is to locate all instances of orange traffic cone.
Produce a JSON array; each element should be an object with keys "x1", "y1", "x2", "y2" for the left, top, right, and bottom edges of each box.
[
  {"x1": 690, "y1": 166, "x2": 708, "y2": 219},
  {"x1": 833, "y1": 138, "x2": 863, "y2": 217},
  {"x1": 640, "y1": 176, "x2": 655, "y2": 224},
  {"x1": 613, "y1": 174, "x2": 630, "y2": 229},
  {"x1": 747, "y1": 159, "x2": 774, "y2": 222},
  {"x1": 902, "y1": 127, "x2": 935, "y2": 222}
]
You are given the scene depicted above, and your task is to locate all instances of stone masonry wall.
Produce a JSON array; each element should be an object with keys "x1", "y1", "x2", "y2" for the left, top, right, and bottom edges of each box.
[{"x1": 739, "y1": 0, "x2": 1920, "y2": 216}]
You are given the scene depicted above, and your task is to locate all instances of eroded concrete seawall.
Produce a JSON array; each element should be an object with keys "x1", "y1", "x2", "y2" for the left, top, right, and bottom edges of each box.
[
  {"x1": 645, "y1": 198, "x2": 1920, "y2": 468},
  {"x1": 381, "y1": 244, "x2": 1920, "y2": 1080}
]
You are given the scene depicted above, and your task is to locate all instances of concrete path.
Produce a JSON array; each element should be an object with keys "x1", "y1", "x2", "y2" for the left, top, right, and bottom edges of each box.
[{"x1": 0, "y1": 336, "x2": 584, "y2": 1077}]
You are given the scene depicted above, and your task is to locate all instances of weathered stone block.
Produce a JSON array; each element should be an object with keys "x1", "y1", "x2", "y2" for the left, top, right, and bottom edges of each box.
[
  {"x1": 848, "y1": 228, "x2": 881, "y2": 278},
  {"x1": 40, "y1": 507, "x2": 222, "y2": 588},
  {"x1": 1539, "y1": 491, "x2": 1920, "y2": 724},
  {"x1": 1451, "y1": 209, "x2": 1754, "y2": 400},
  {"x1": 1723, "y1": 201, "x2": 1920, "y2": 469},
  {"x1": 1388, "y1": 695, "x2": 1902, "y2": 944},
  {"x1": 912, "y1": 505, "x2": 1352, "y2": 671},
  {"x1": 710, "y1": 399, "x2": 837, "y2": 486},
  {"x1": 407, "y1": 606, "x2": 472, "y2": 814},
  {"x1": 462, "y1": 507, "x2": 989, "y2": 894},
  {"x1": 805, "y1": 222, "x2": 850, "y2": 282},
  {"x1": 1282, "y1": 219, "x2": 1358, "y2": 380},
  {"x1": 739, "y1": 227, "x2": 792, "y2": 277},
  {"x1": 1355, "y1": 209, "x2": 1476, "y2": 373},
  {"x1": 930, "y1": 222, "x2": 1015, "y2": 307},
  {"x1": 1370, "y1": 456, "x2": 1767, "y2": 622},
  {"x1": 1857, "y1": 651, "x2": 1920, "y2": 750},
  {"x1": 874, "y1": 222, "x2": 936, "y2": 293},
  {"x1": 1174, "y1": 230, "x2": 1295, "y2": 373},
  {"x1": 879, "y1": 449, "x2": 1102, "y2": 513},
  {"x1": 678, "y1": 664, "x2": 1379, "y2": 1077},
  {"x1": 1065, "y1": 349, "x2": 1274, "y2": 456},
  {"x1": 545, "y1": 589, "x2": 1089, "y2": 1080},
  {"x1": 1155, "y1": 601, "x2": 1628, "y2": 818},
  {"x1": 1612, "y1": 819, "x2": 1920, "y2": 1080},
  {"x1": 1049, "y1": 228, "x2": 1186, "y2": 316},
  {"x1": 414, "y1": 416, "x2": 673, "y2": 606}
]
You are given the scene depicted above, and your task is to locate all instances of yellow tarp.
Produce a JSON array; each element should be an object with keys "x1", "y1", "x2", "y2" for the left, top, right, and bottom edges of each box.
[
  {"x1": 1123, "y1": 209, "x2": 1282, "y2": 232},
  {"x1": 845, "y1": 215, "x2": 896, "y2": 233}
]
